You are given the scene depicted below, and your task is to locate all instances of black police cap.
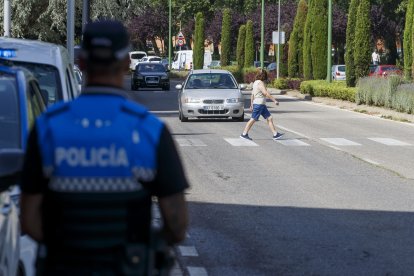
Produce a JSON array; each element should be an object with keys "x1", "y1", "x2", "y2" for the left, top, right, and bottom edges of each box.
[{"x1": 81, "y1": 20, "x2": 131, "y2": 62}]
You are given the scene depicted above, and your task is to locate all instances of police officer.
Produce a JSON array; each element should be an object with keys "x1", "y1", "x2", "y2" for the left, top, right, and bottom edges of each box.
[{"x1": 20, "y1": 20, "x2": 189, "y2": 275}]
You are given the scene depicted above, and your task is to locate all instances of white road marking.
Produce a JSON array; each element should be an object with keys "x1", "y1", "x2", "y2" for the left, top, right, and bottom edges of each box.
[
  {"x1": 178, "y1": 246, "x2": 199, "y2": 257},
  {"x1": 320, "y1": 138, "x2": 361, "y2": 146},
  {"x1": 361, "y1": 158, "x2": 380, "y2": 166},
  {"x1": 224, "y1": 138, "x2": 259, "y2": 147},
  {"x1": 187, "y1": 267, "x2": 208, "y2": 276},
  {"x1": 277, "y1": 125, "x2": 311, "y2": 139},
  {"x1": 328, "y1": 145, "x2": 344, "y2": 151},
  {"x1": 368, "y1": 138, "x2": 412, "y2": 146},
  {"x1": 277, "y1": 139, "x2": 310, "y2": 146},
  {"x1": 150, "y1": 110, "x2": 179, "y2": 114},
  {"x1": 176, "y1": 138, "x2": 207, "y2": 147}
]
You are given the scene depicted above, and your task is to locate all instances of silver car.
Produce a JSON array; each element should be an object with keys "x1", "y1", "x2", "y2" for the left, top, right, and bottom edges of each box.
[
  {"x1": 177, "y1": 69, "x2": 245, "y2": 122},
  {"x1": 332, "y1": 65, "x2": 346, "y2": 81}
]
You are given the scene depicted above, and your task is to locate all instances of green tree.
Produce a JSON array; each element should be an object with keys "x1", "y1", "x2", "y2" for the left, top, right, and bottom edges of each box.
[
  {"x1": 354, "y1": 0, "x2": 372, "y2": 79},
  {"x1": 193, "y1": 12, "x2": 205, "y2": 69},
  {"x1": 220, "y1": 9, "x2": 232, "y2": 66},
  {"x1": 303, "y1": 0, "x2": 314, "y2": 79},
  {"x1": 345, "y1": 0, "x2": 360, "y2": 87},
  {"x1": 404, "y1": 0, "x2": 414, "y2": 79},
  {"x1": 288, "y1": 0, "x2": 308, "y2": 78},
  {"x1": 236, "y1": 25, "x2": 246, "y2": 68},
  {"x1": 244, "y1": 20, "x2": 255, "y2": 68},
  {"x1": 310, "y1": 0, "x2": 328, "y2": 79}
]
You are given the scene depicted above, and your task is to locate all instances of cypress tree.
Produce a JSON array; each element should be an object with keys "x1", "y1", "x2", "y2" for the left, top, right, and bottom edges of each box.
[
  {"x1": 303, "y1": 0, "x2": 314, "y2": 80},
  {"x1": 193, "y1": 12, "x2": 205, "y2": 70},
  {"x1": 244, "y1": 20, "x2": 255, "y2": 68},
  {"x1": 220, "y1": 9, "x2": 232, "y2": 66},
  {"x1": 345, "y1": 0, "x2": 360, "y2": 87},
  {"x1": 236, "y1": 24, "x2": 246, "y2": 68},
  {"x1": 310, "y1": 0, "x2": 328, "y2": 80},
  {"x1": 354, "y1": 0, "x2": 371, "y2": 79},
  {"x1": 405, "y1": 0, "x2": 414, "y2": 79},
  {"x1": 288, "y1": 0, "x2": 308, "y2": 78}
]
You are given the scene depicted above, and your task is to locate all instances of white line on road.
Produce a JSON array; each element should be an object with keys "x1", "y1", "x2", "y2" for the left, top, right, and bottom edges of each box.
[
  {"x1": 277, "y1": 125, "x2": 311, "y2": 139},
  {"x1": 320, "y1": 138, "x2": 361, "y2": 146},
  {"x1": 176, "y1": 138, "x2": 207, "y2": 147},
  {"x1": 224, "y1": 138, "x2": 259, "y2": 147},
  {"x1": 178, "y1": 246, "x2": 199, "y2": 257},
  {"x1": 187, "y1": 267, "x2": 208, "y2": 276},
  {"x1": 361, "y1": 158, "x2": 380, "y2": 166},
  {"x1": 276, "y1": 139, "x2": 310, "y2": 146},
  {"x1": 368, "y1": 138, "x2": 412, "y2": 146}
]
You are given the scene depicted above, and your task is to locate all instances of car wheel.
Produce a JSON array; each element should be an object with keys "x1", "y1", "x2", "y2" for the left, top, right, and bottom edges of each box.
[
  {"x1": 233, "y1": 113, "x2": 244, "y2": 122},
  {"x1": 179, "y1": 111, "x2": 188, "y2": 122}
]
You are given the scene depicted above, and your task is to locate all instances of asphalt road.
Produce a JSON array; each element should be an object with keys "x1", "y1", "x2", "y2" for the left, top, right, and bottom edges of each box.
[{"x1": 124, "y1": 75, "x2": 414, "y2": 276}]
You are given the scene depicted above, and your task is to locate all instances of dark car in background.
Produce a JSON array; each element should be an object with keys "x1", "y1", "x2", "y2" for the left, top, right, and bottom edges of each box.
[{"x1": 131, "y1": 62, "x2": 170, "y2": 91}]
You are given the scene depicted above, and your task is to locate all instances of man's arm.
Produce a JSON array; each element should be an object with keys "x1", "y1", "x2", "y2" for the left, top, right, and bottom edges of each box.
[
  {"x1": 158, "y1": 193, "x2": 188, "y2": 244},
  {"x1": 20, "y1": 194, "x2": 44, "y2": 242},
  {"x1": 260, "y1": 81, "x2": 279, "y2": 105}
]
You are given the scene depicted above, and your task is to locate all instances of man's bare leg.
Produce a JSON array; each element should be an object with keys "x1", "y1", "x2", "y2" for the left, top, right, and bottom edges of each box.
[
  {"x1": 267, "y1": 116, "x2": 277, "y2": 135},
  {"x1": 242, "y1": 118, "x2": 256, "y2": 135}
]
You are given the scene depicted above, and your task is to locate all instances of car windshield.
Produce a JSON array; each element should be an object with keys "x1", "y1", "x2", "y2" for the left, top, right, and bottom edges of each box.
[
  {"x1": 138, "y1": 64, "x2": 166, "y2": 72},
  {"x1": 0, "y1": 74, "x2": 20, "y2": 149},
  {"x1": 131, "y1": 53, "x2": 146, "y2": 60},
  {"x1": 185, "y1": 73, "x2": 237, "y2": 89},
  {"x1": 338, "y1": 66, "x2": 346, "y2": 72},
  {"x1": 383, "y1": 66, "x2": 398, "y2": 71},
  {"x1": 0, "y1": 59, "x2": 61, "y2": 104}
]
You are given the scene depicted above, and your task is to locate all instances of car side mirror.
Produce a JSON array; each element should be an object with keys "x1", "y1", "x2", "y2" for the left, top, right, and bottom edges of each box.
[
  {"x1": 175, "y1": 84, "x2": 183, "y2": 90},
  {"x1": 0, "y1": 149, "x2": 24, "y2": 192},
  {"x1": 239, "y1": 84, "x2": 247, "y2": 90}
]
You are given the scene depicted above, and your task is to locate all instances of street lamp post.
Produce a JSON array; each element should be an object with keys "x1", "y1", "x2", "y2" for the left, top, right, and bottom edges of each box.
[
  {"x1": 260, "y1": 0, "x2": 265, "y2": 69},
  {"x1": 82, "y1": 0, "x2": 90, "y2": 32},
  {"x1": 168, "y1": 0, "x2": 172, "y2": 69},
  {"x1": 277, "y1": 0, "x2": 281, "y2": 79},
  {"x1": 326, "y1": 0, "x2": 332, "y2": 83},
  {"x1": 67, "y1": 0, "x2": 75, "y2": 65},
  {"x1": 3, "y1": 0, "x2": 11, "y2": 37}
]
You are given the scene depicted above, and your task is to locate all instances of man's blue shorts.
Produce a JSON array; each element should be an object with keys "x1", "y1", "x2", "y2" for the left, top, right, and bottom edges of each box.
[{"x1": 251, "y1": 104, "x2": 271, "y2": 121}]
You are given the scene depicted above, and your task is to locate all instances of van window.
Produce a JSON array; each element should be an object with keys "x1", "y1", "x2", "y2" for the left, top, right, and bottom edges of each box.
[
  {"x1": 173, "y1": 53, "x2": 179, "y2": 62},
  {"x1": 0, "y1": 59, "x2": 62, "y2": 105},
  {"x1": 131, "y1": 53, "x2": 146, "y2": 60},
  {"x1": 0, "y1": 75, "x2": 20, "y2": 149},
  {"x1": 27, "y1": 81, "x2": 44, "y2": 128}
]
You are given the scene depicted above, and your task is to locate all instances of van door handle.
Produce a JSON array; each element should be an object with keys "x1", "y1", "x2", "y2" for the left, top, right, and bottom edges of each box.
[{"x1": 1, "y1": 204, "x2": 11, "y2": 216}]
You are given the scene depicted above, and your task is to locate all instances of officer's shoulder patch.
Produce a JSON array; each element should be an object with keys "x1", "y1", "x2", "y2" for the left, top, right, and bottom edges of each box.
[
  {"x1": 121, "y1": 100, "x2": 149, "y2": 117},
  {"x1": 44, "y1": 101, "x2": 70, "y2": 118}
]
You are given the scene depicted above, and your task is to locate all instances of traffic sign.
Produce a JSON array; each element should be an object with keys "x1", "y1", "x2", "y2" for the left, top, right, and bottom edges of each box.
[
  {"x1": 272, "y1": 31, "x2": 285, "y2": 45},
  {"x1": 177, "y1": 31, "x2": 185, "y2": 39},
  {"x1": 177, "y1": 39, "x2": 184, "y2": 46}
]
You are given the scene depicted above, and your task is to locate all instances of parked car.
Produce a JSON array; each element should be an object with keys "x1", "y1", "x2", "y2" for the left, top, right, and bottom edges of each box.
[
  {"x1": 208, "y1": 60, "x2": 221, "y2": 68},
  {"x1": 140, "y1": 56, "x2": 162, "y2": 63},
  {"x1": 369, "y1": 64, "x2": 378, "y2": 75},
  {"x1": 129, "y1": 51, "x2": 147, "y2": 71},
  {"x1": 0, "y1": 38, "x2": 80, "y2": 105},
  {"x1": 131, "y1": 62, "x2": 170, "y2": 91},
  {"x1": 254, "y1": 61, "x2": 271, "y2": 68},
  {"x1": 332, "y1": 65, "x2": 346, "y2": 81},
  {"x1": 369, "y1": 65, "x2": 402, "y2": 77},
  {"x1": 176, "y1": 69, "x2": 246, "y2": 122},
  {"x1": 267, "y1": 62, "x2": 277, "y2": 72},
  {"x1": 0, "y1": 66, "x2": 44, "y2": 276}
]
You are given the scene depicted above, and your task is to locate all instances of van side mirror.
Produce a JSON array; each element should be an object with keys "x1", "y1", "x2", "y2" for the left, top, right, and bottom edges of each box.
[
  {"x1": 175, "y1": 84, "x2": 183, "y2": 90},
  {"x1": 0, "y1": 149, "x2": 24, "y2": 192},
  {"x1": 239, "y1": 84, "x2": 247, "y2": 90}
]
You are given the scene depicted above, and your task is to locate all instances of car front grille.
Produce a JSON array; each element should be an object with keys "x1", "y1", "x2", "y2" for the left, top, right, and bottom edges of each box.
[
  {"x1": 203, "y1": 99, "x2": 224, "y2": 104},
  {"x1": 145, "y1": 76, "x2": 160, "y2": 83},
  {"x1": 198, "y1": 109, "x2": 229, "y2": 115}
]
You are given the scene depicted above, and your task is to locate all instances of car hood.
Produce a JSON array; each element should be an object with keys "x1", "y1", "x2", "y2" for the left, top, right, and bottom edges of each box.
[{"x1": 183, "y1": 89, "x2": 242, "y2": 99}]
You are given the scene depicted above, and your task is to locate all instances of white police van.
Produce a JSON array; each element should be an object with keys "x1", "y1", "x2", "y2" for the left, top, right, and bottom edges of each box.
[{"x1": 0, "y1": 37, "x2": 80, "y2": 105}]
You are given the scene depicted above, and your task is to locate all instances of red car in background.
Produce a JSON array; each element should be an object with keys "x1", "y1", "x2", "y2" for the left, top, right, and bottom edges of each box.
[{"x1": 369, "y1": 65, "x2": 402, "y2": 77}]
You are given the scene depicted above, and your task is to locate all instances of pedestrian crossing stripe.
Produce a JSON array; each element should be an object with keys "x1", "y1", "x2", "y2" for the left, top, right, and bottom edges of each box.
[
  {"x1": 320, "y1": 138, "x2": 362, "y2": 146},
  {"x1": 368, "y1": 138, "x2": 412, "y2": 146},
  {"x1": 224, "y1": 138, "x2": 258, "y2": 146},
  {"x1": 176, "y1": 138, "x2": 207, "y2": 147},
  {"x1": 276, "y1": 139, "x2": 310, "y2": 146}
]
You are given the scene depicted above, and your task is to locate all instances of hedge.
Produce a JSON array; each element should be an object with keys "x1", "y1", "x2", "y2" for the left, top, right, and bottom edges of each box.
[
  {"x1": 357, "y1": 76, "x2": 414, "y2": 114},
  {"x1": 300, "y1": 80, "x2": 357, "y2": 102},
  {"x1": 272, "y1": 78, "x2": 303, "y2": 90}
]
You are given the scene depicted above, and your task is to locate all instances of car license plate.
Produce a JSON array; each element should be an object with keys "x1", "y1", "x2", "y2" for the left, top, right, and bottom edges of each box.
[
  {"x1": 204, "y1": 105, "x2": 224, "y2": 111},
  {"x1": 146, "y1": 78, "x2": 158, "y2": 84}
]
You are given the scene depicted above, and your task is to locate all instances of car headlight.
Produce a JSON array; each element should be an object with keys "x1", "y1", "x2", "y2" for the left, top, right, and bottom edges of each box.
[
  {"x1": 226, "y1": 98, "x2": 242, "y2": 103},
  {"x1": 184, "y1": 97, "x2": 202, "y2": 103},
  {"x1": 135, "y1": 74, "x2": 144, "y2": 80}
]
